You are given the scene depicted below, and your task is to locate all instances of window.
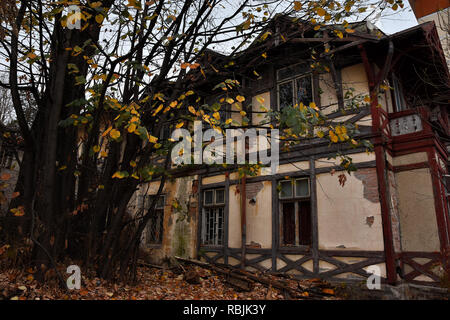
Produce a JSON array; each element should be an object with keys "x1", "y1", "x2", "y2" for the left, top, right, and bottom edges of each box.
[
  {"x1": 142, "y1": 195, "x2": 165, "y2": 245},
  {"x1": 279, "y1": 178, "x2": 312, "y2": 246},
  {"x1": 202, "y1": 188, "x2": 225, "y2": 245},
  {"x1": 392, "y1": 74, "x2": 407, "y2": 112},
  {"x1": 277, "y1": 64, "x2": 313, "y2": 110}
]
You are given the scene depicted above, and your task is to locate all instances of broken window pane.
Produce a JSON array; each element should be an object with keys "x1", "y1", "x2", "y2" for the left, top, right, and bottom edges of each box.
[
  {"x1": 296, "y1": 76, "x2": 313, "y2": 106},
  {"x1": 295, "y1": 179, "x2": 309, "y2": 197},
  {"x1": 278, "y1": 81, "x2": 293, "y2": 109}
]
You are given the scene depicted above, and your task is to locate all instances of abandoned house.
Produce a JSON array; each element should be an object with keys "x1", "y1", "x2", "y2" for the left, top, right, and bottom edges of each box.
[{"x1": 135, "y1": 17, "x2": 448, "y2": 286}]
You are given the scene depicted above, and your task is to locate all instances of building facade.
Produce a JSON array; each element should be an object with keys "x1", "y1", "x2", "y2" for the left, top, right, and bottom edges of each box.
[{"x1": 134, "y1": 18, "x2": 450, "y2": 286}]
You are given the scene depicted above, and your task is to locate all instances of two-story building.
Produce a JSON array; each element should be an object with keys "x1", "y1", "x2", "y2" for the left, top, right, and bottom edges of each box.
[{"x1": 133, "y1": 17, "x2": 450, "y2": 286}]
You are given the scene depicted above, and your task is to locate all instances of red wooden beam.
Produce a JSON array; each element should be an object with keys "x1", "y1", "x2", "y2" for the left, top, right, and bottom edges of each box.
[{"x1": 359, "y1": 44, "x2": 397, "y2": 284}]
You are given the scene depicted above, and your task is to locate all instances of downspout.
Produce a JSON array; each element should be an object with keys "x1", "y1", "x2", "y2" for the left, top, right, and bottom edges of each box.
[
  {"x1": 240, "y1": 174, "x2": 246, "y2": 269},
  {"x1": 359, "y1": 42, "x2": 397, "y2": 285}
]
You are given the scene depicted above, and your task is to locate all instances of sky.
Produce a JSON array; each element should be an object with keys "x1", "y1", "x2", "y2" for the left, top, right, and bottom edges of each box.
[{"x1": 373, "y1": 0, "x2": 418, "y2": 34}]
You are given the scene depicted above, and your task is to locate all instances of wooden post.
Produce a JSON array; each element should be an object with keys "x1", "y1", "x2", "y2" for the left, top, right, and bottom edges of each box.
[
  {"x1": 359, "y1": 44, "x2": 397, "y2": 284},
  {"x1": 240, "y1": 174, "x2": 247, "y2": 269}
]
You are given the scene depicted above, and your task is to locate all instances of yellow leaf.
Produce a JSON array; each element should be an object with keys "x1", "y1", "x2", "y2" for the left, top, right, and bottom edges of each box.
[
  {"x1": 170, "y1": 101, "x2": 178, "y2": 108},
  {"x1": 152, "y1": 104, "x2": 164, "y2": 116},
  {"x1": 226, "y1": 98, "x2": 234, "y2": 104},
  {"x1": 188, "y1": 106, "x2": 196, "y2": 115},
  {"x1": 127, "y1": 123, "x2": 137, "y2": 133},
  {"x1": 345, "y1": 28, "x2": 355, "y2": 33},
  {"x1": 109, "y1": 129, "x2": 121, "y2": 140},
  {"x1": 130, "y1": 160, "x2": 137, "y2": 167},
  {"x1": 316, "y1": 7, "x2": 326, "y2": 16},
  {"x1": 236, "y1": 95, "x2": 245, "y2": 103},
  {"x1": 100, "y1": 151, "x2": 108, "y2": 158},
  {"x1": 185, "y1": 90, "x2": 195, "y2": 96},
  {"x1": 309, "y1": 102, "x2": 318, "y2": 110},
  {"x1": 293, "y1": 1, "x2": 302, "y2": 11},
  {"x1": 176, "y1": 122, "x2": 184, "y2": 128},
  {"x1": 256, "y1": 96, "x2": 265, "y2": 104},
  {"x1": 225, "y1": 118, "x2": 233, "y2": 125},
  {"x1": 93, "y1": 145, "x2": 100, "y2": 153},
  {"x1": 317, "y1": 131, "x2": 324, "y2": 138},
  {"x1": 95, "y1": 14, "x2": 104, "y2": 24},
  {"x1": 112, "y1": 171, "x2": 126, "y2": 179},
  {"x1": 91, "y1": 2, "x2": 102, "y2": 8},
  {"x1": 329, "y1": 130, "x2": 338, "y2": 143},
  {"x1": 261, "y1": 52, "x2": 267, "y2": 59},
  {"x1": 149, "y1": 135, "x2": 158, "y2": 143}
]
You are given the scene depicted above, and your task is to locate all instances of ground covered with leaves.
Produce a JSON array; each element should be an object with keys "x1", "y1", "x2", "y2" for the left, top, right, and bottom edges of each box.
[{"x1": 0, "y1": 263, "x2": 343, "y2": 300}]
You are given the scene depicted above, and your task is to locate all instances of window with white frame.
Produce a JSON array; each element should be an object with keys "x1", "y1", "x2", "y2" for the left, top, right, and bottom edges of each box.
[
  {"x1": 277, "y1": 63, "x2": 313, "y2": 110},
  {"x1": 142, "y1": 195, "x2": 165, "y2": 245},
  {"x1": 279, "y1": 178, "x2": 312, "y2": 246},
  {"x1": 202, "y1": 188, "x2": 225, "y2": 246}
]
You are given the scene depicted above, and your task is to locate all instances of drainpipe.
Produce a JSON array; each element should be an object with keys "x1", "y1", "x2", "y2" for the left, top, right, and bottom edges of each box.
[{"x1": 240, "y1": 174, "x2": 246, "y2": 269}]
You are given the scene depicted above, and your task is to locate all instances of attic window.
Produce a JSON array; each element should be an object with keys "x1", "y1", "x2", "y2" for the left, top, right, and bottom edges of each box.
[
  {"x1": 392, "y1": 74, "x2": 407, "y2": 112},
  {"x1": 277, "y1": 64, "x2": 313, "y2": 110}
]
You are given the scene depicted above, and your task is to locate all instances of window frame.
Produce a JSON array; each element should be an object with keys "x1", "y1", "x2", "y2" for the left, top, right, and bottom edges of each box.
[
  {"x1": 279, "y1": 178, "x2": 310, "y2": 200},
  {"x1": 201, "y1": 188, "x2": 226, "y2": 246},
  {"x1": 144, "y1": 194, "x2": 165, "y2": 246},
  {"x1": 277, "y1": 73, "x2": 314, "y2": 111},
  {"x1": 278, "y1": 178, "x2": 312, "y2": 247}
]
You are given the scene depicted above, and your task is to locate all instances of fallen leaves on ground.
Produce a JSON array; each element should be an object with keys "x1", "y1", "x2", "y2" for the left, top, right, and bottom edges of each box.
[{"x1": 0, "y1": 264, "x2": 341, "y2": 300}]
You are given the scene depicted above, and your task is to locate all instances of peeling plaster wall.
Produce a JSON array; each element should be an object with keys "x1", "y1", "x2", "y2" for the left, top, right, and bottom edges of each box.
[
  {"x1": 227, "y1": 180, "x2": 273, "y2": 249},
  {"x1": 136, "y1": 175, "x2": 199, "y2": 264},
  {"x1": 316, "y1": 167, "x2": 385, "y2": 251},
  {"x1": 244, "y1": 181, "x2": 272, "y2": 248},
  {"x1": 395, "y1": 168, "x2": 440, "y2": 252}
]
